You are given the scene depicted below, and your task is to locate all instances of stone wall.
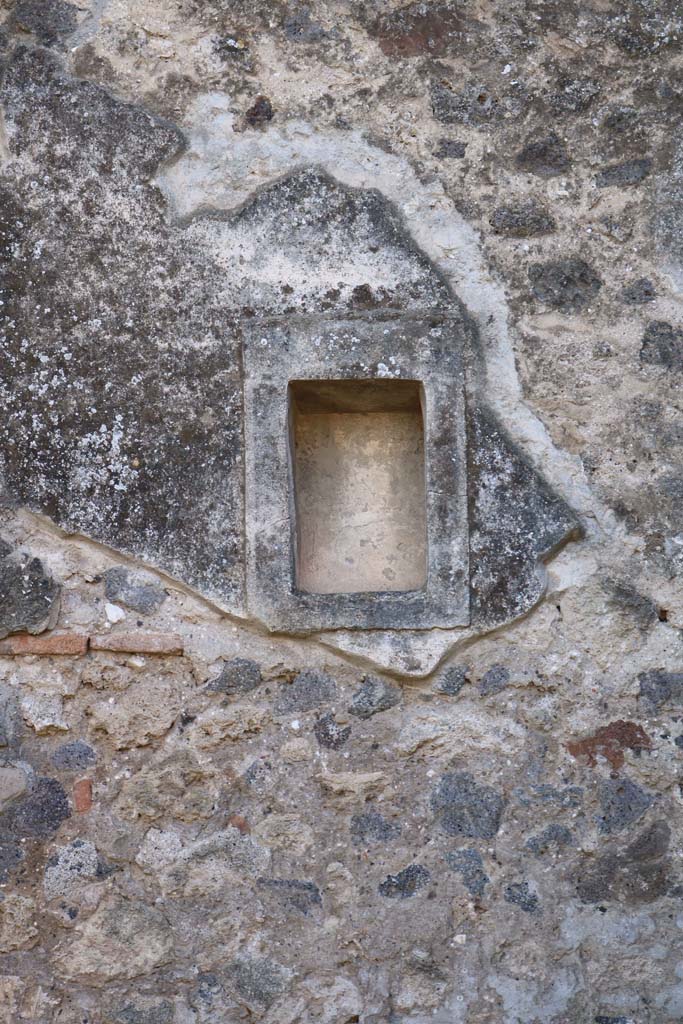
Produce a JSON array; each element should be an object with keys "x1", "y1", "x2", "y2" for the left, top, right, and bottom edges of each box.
[{"x1": 1, "y1": 1, "x2": 683, "y2": 1021}]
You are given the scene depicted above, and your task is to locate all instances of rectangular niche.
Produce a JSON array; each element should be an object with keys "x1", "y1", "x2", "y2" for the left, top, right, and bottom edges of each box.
[
  {"x1": 243, "y1": 318, "x2": 469, "y2": 631},
  {"x1": 288, "y1": 379, "x2": 427, "y2": 595}
]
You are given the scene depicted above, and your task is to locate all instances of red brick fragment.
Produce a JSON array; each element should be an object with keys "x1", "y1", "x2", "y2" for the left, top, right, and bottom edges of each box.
[
  {"x1": 566, "y1": 720, "x2": 652, "y2": 770},
  {"x1": 0, "y1": 633, "x2": 88, "y2": 656},
  {"x1": 228, "y1": 814, "x2": 251, "y2": 834},
  {"x1": 89, "y1": 632, "x2": 183, "y2": 655},
  {"x1": 73, "y1": 778, "x2": 93, "y2": 813}
]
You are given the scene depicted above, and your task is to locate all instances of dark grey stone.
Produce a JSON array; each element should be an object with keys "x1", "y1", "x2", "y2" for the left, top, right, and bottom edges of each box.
[
  {"x1": 0, "y1": 541, "x2": 60, "y2": 640},
  {"x1": 348, "y1": 676, "x2": 401, "y2": 719},
  {"x1": 620, "y1": 277, "x2": 656, "y2": 304},
  {"x1": 435, "y1": 139, "x2": 467, "y2": 159},
  {"x1": 228, "y1": 955, "x2": 288, "y2": 1009},
  {"x1": 351, "y1": 811, "x2": 401, "y2": 845},
  {"x1": 489, "y1": 202, "x2": 556, "y2": 237},
  {"x1": 51, "y1": 740, "x2": 97, "y2": 772},
  {"x1": 515, "y1": 783, "x2": 583, "y2": 809},
  {"x1": 431, "y1": 771, "x2": 504, "y2": 839},
  {"x1": 379, "y1": 864, "x2": 430, "y2": 899},
  {"x1": 639, "y1": 668, "x2": 683, "y2": 708},
  {"x1": 0, "y1": 47, "x2": 245, "y2": 611},
  {"x1": 6, "y1": 776, "x2": 70, "y2": 838},
  {"x1": 640, "y1": 320, "x2": 683, "y2": 370},
  {"x1": 596, "y1": 158, "x2": 652, "y2": 188},
  {"x1": 515, "y1": 132, "x2": 570, "y2": 176},
  {"x1": 314, "y1": 713, "x2": 351, "y2": 750},
  {"x1": 503, "y1": 881, "x2": 539, "y2": 913},
  {"x1": 11, "y1": 0, "x2": 78, "y2": 45},
  {"x1": 479, "y1": 664, "x2": 510, "y2": 696},
  {"x1": 115, "y1": 1002, "x2": 174, "y2": 1024},
  {"x1": 675, "y1": 734, "x2": 683, "y2": 749},
  {"x1": 0, "y1": 836, "x2": 23, "y2": 881},
  {"x1": 256, "y1": 878, "x2": 322, "y2": 915},
  {"x1": 207, "y1": 658, "x2": 262, "y2": 696},
  {"x1": 529, "y1": 258, "x2": 602, "y2": 312},
  {"x1": 245, "y1": 95, "x2": 274, "y2": 128},
  {"x1": 576, "y1": 821, "x2": 670, "y2": 904},
  {"x1": 525, "y1": 824, "x2": 573, "y2": 857},
  {"x1": 435, "y1": 665, "x2": 469, "y2": 696},
  {"x1": 275, "y1": 670, "x2": 337, "y2": 713},
  {"x1": 548, "y1": 77, "x2": 600, "y2": 115},
  {"x1": 103, "y1": 567, "x2": 167, "y2": 615},
  {"x1": 431, "y1": 81, "x2": 497, "y2": 126},
  {"x1": 467, "y1": 408, "x2": 580, "y2": 629},
  {"x1": 283, "y1": 4, "x2": 328, "y2": 43},
  {"x1": 595, "y1": 1017, "x2": 629, "y2": 1024},
  {"x1": 597, "y1": 777, "x2": 653, "y2": 834},
  {"x1": 444, "y1": 848, "x2": 489, "y2": 896}
]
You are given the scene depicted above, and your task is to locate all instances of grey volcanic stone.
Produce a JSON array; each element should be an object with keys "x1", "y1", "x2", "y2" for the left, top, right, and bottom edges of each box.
[
  {"x1": 103, "y1": 568, "x2": 167, "y2": 615},
  {"x1": 351, "y1": 811, "x2": 401, "y2": 845},
  {"x1": 597, "y1": 777, "x2": 653, "y2": 833},
  {"x1": 620, "y1": 277, "x2": 656, "y2": 304},
  {"x1": 6, "y1": 777, "x2": 70, "y2": 838},
  {"x1": 639, "y1": 668, "x2": 683, "y2": 707},
  {"x1": 348, "y1": 676, "x2": 401, "y2": 719},
  {"x1": 51, "y1": 740, "x2": 97, "y2": 772},
  {"x1": 489, "y1": 202, "x2": 556, "y2": 237},
  {"x1": 467, "y1": 407, "x2": 580, "y2": 629},
  {"x1": 529, "y1": 258, "x2": 602, "y2": 312},
  {"x1": 576, "y1": 821, "x2": 670, "y2": 904},
  {"x1": 516, "y1": 132, "x2": 570, "y2": 176},
  {"x1": 0, "y1": 541, "x2": 60, "y2": 639},
  {"x1": 526, "y1": 824, "x2": 573, "y2": 857},
  {"x1": 436, "y1": 665, "x2": 469, "y2": 696},
  {"x1": 256, "y1": 878, "x2": 322, "y2": 915},
  {"x1": 11, "y1": 0, "x2": 78, "y2": 45},
  {"x1": 640, "y1": 321, "x2": 683, "y2": 370},
  {"x1": 276, "y1": 670, "x2": 337, "y2": 713},
  {"x1": 596, "y1": 158, "x2": 652, "y2": 188},
  {"x1": 207, "y1": 658, "x2": 262, "y2": 695},
  {"x1": 435, "y1": 139, "x2": 467, "y2": 159},
  {"x1": 479, "y1": 664, "x2": 510, "y2": 696},
  {"x1": 431, "y1": 81, "x2": 498, "y2": 126},
  {"x1": 431, "y1": 771, "x2": 504, "y2": 839},
  {"x1": 314, "y1": 713, "x2": 351, "y2": 750},
  {"x1": 504, "y1": 881, "x2": 539, "y2": 913},
  {"x1": 115, "y1": 1003, "x2": 174, "y2": 1024},
  {"x1": 228, "y1": 955, "x2": 289, "y2": 1008},
  {"x1": 379, "y1": 864, "x2": 430, "y2": 898},
  {"x1": 445, "y1": 848, "x2": 489, "y2": 896}
]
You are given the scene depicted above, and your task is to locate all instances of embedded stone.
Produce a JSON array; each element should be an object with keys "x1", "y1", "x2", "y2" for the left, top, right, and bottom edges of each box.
[
  {"x1": 6, "y1": 776, "x2": 70, "y2": 838},
  {"x1": 529, "y1": 258, "x2": 602, "y2": 312},
  {"x1": 479, "y1": 664, "x2": 510, "y2": 696},
  {"x1": 87, "y1": 675, "x2": 182, "y2": 749},
  {"x1": 0, "y1": 542, "x2": 60, "y2": 640},
  {"x1": 314, "y1": 712, "x2": 351, "y2": 750},
  {"x1": 503, "y1": 881, "x2": 539, "y2": 913},
  {"x1": 256, "y1": 878, "x2": 322, "y2": 915},
  {"x1": 435, "y1": 665, "x2": 469, "y2": 696},
  {"x1": 90, "y1": 633, "x2": 183, "y2": 655},
  {"x1": 566, "y1": 721, "x2": 651, "y2": 770},
  {"x1": 431, "y1": 771, "x2": 504, "y2": 839},
  {"x1": 597, "y1": 777, "x2": 653, "y2": 834},
  {"x1": 103, "y1": 568, "x2": 167, "y2": 616},
  {"x1": 620, "y1": 277, "x2": 656, "y2": 304},
  {"x1": 379, "y1": 864, "x2": 430, "y2": 899},
  {"x1": 350, "y1": 811, "x2": 401, "y2": 845},
  {"x1": 206, "y1": 657, "x2": 262, "y2": 695},
  {"x1": 640, "y1": 321, "x2": 683, "y2": 371},
  {"x1": 638, "y1": 668, "x2": 683, "y2": 707},
  {"x1": 444, "y1": 848, "x2": 489, "y2": 897},
  {"x1": 596, "y1": 158, "x2": 652, "y2": 188},
  {"x1": 0, "y1": 894, "x2": 39, "y2": 952},
  {"x1": 10, "y1": 0, "x2": 77, "y2": 45},
  {"x1": 516, "y1": 132, "x2": 570, "y2": 176},
  {"x1": 525, "y1": 824, "x2": 573, "y2": 857},
  {"x1": 43, "y1": 839, "x2": 101, "y2": 900},
  {"x1": 51, "y1": 740, "x2": 96, "y2": 772},
  {"x1": 189, "y1": 704, "x2": 269, "y2": 749},
  {"x1": 489, "y1": 202, "x2": 556, "y2": 237},
  {"x1": 227, "y1": 955, "x2": 290, "y2": 1009},
  {"x1": 115, "y1": 752, "x2": 215, "y2": 822},
  {"x1": 53, "y1": 897, "x2": 174, "y2": 981},
  {"x1": 348, "y1": 675, "x2": 401, "y2": 719},
  {"x1": 275, "y1": 670, "x2": 337, "y2": 713}
]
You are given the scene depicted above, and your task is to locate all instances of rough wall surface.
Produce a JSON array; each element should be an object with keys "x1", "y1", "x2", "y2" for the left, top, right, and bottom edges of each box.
[{"x1": 0, "y1": 1, "x2": 683, "y2": 1022}]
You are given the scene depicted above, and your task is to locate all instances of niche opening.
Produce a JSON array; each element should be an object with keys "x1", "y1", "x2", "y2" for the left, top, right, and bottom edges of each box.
[{"x1": 288, "y1": 379, "x2": 427, "y2": 595}]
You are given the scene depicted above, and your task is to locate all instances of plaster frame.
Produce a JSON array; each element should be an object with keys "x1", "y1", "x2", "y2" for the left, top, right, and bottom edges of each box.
[{"x1": 243, "y1": 317, "x2": 469, "y2": 631}]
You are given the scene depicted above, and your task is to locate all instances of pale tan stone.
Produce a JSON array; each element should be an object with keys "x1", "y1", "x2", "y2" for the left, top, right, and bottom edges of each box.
[
  {"x1": 53, "y1": 897, "x2": 174, "y2": 981},
  {"x1": 189, "y1": 704, "x2": 269, "y2": 749},
  {"x1": 87, "y1": 674, "x2": 182, "y2": 748},
  {"x1": 0, "y1": 895, "x2": 38, "y2": 953}
]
